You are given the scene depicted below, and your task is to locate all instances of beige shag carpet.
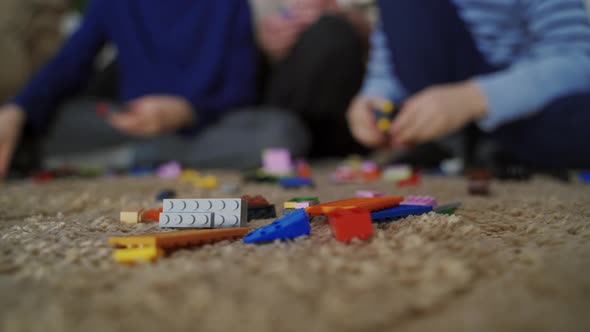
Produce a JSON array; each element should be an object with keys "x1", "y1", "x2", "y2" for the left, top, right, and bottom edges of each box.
[{"x1": 1, "y1": 169, "x2": 589, "y2": 332}]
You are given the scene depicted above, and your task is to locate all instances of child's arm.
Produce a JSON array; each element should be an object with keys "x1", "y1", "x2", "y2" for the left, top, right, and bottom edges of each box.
[
  {"x1": 9, "y1": 0, "x2": 108, "y2": 132},
  {"x1": 475, "y1": 0, "x2": 590, "y2": 131}
]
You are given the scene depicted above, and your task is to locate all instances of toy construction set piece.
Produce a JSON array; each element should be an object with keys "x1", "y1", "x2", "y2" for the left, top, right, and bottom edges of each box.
[
  {"x1": 328, "y1": 208, "x2": 374, "y2": 243},
  {"x1": 467, "y1": 168, "x2": 492, "y2": 196},
  {"x1": 305, "y1": 196, "x2": 403, "y2": 216},
  {"x1": 243, "y1": 209, "x2": 311, "y2": 244},
  {"x1": 159, "y1": 198, "x2": 248, "y2": 229},
  {"x1": 373, "y1": 100, "x2": 398, "y2": 134},
  {"x1": 433, "y1": 202, "x2": 462, "y2": 215},
  {"x1": 243, "y1": 195, "x2": 276, "y2": 221}
]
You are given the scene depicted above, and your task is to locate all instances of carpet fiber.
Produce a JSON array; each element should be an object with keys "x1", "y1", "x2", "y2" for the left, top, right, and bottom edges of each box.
[{"x1": 1, "y1": 169, "x2": 589, "y2": 332}]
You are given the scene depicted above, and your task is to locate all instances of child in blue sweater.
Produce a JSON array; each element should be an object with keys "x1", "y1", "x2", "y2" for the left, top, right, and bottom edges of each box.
[
  {"x1": 0, "y1": 0, "x2": 309, "y2": 177},
  {"x1": 348, "y1": 0, "x2": 590, "y2": 168}
]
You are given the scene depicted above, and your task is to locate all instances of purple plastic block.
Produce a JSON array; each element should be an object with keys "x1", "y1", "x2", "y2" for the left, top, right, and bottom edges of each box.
[
  {"x1": 262, "y1": 148, "x2": 293, "y2": 175},
  {"x1": 361, "y1": 161, "x2": 379, "y2": 173},
  {"x1": 400, "y1": 195, "x2": 438, "y2": 208},
  {"x1": 157, "y1": 161, "x2": 182, "y2": 179},
  {"x1": 356, "y1": 190, "x2": 385, "y2": 198}
]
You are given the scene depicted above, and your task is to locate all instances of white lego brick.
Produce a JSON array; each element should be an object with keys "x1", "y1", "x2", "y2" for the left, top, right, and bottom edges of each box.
[
  {"x1": 159, "y1": 212, "x2": 214, "y2": 228},
  {"x1": 161, "y1": 198, "x2": 248, "y2": 228}
]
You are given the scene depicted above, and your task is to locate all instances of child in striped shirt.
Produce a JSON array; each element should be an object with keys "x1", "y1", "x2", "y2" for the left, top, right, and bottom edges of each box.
[{"x1": 348, "y1": 0, "x2": 590, "y2": 168}]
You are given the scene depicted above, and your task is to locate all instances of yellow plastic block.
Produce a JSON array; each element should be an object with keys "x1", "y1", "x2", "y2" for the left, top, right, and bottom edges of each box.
[
  {"x1": 377, "y1": 118, "x2": 391, "y2": 132},
  {"x1": 180, "y1": 169, "x2": 200, "y2": 182},
  {"x1": 120, "y1": 209, "x2": 144, "y2": 224},
  {"x1": 113, "y1": 247, "x2": 163, "y2": 264},
  {"x1": 381, "y1": 100, "x2": 395, "y2": 113},
  {"x1": 109, "y1": 228, "x2": 250, "y2": 249},
  {"x1": 195, "y1": 175, "x2": 218, "y2": 189}
]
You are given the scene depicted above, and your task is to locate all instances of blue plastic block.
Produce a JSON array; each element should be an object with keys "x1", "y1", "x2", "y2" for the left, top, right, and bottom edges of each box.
[
  {"x1": 156, "y1": 189, "x2": 176, "y2": 201},
  {"x1": 130, "y1": 165, "x2": 154, "y2": 177},
  {"x1": 279, "y1": 176, "x2": 314, "y2": 189},
  {"x1": 371, "y1": 205, "x2": 432, "y2": 222},
  {"x1": 580, "y1": 171, "x2": 590, "y2": 184},
  {"x1": 243, "y1": 209, "x2": 311, "y2": 244}
]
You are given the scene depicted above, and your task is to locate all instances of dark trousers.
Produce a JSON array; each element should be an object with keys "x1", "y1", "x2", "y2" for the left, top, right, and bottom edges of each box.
[
  {"x1": 378, "y1": 0, "x2": 590, "y2": 168},
  {"x1": 264, "y1": 15, "x2": 368, "y2": 158}
]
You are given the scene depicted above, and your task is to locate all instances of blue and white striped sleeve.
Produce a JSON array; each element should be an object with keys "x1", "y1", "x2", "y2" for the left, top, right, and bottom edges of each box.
[
  {"x1": 476, "y1": 0, "x2": 590, "y2": 131},
  {"x1": 359, "y1": 22, "x2": 407, "y2": 101}
]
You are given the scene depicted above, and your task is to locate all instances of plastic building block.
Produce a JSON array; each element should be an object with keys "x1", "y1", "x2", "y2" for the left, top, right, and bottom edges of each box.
[
  {"x1": 328, "y1": 208, "x2": 374, "y2": 243},
  {"x1": 284, "y1": 197, "x2": 319, "y2": 209},
  {"x1": 248, "y1": 205, "x2": 277, "y2": 221},
  {"x1": 130, "y1": 165, "x2": 154, "y2": 177},
  {"x1": 242, "y1": 168, "x2": 281, "y2": 183},
  {"x1": 156, "y1": 189, "x2": 176, "y2": 201},
  {"x1": 194, "y1": 175, "x2": 218, "y2": 190},
  {"x1": 220, "y1": 183, "x2": 240, "y2": 194},
  {"x1": 580, "y1": 171, "x2": 590, "y2": 184},
  {"x1": 242, "y1": 195, "x2": 270, "y2": 208},
  {"x1": 396, "y1": 173, "x2": 420, "y2": 187},
  {"x1": 305, "y1": 196, "x2": 403, "y2": 216},
  {"x1": 356, "y1": 190, "x2": 384, "y2": 198},
  {"x1": 330, "y1": 165, "x2": 357, "y2": 183},
  {"x1": 180, "y1": 169, "x2": 200, "y2": 182},
  {"x1": 279, "y1": 176, "x2": 314, "y2": 189},
  {"x1": 361, "y1": 161, "x2": 381, "y2": 180},
  {"x1": 400, "y1": 195, "x2": 437, "y2": 208},
  {"x1": 468, "y1": 180, "x2": 490, "y2": 196},
  {"x1": 109, "y1": 228, "x2": 250, "y2": 249},
  {"x1": 243, "y1": 209, "x2": 310, "y2": 244},
  {"x1": 113, "y1": 247, "x2": 164, "y2": 264},
  {"x1": 141, "y1": 208, "x2": 163, "y2": 222},
  {"x1": 382, "y1": 165, "x2": 412, "y2": 182},
  {"x1": 371, "y1": 205, "x2": 432, "y2": 222},
  {"x1": 262, "y1": 148, "x2": 293, "y2": 176},
  {"x1": 372, "y1": 100, "x2": 397, "y2": 133},
  {"x1": 160, "y1": 198, "x2": 247, "y2": 228},
  {"x1": 296, "y1": 159, "x2": 312, "y2": 178},
  {"x1": 288, "y1": 197, "x2": 320, "y2": 203},
  {"x1": 157, "y1": 161, "x2": 182, "y2": 179},
  {"x1": 32, "y1": 171, "x2": 54, "y2": 183},
  {"x1": 120, "y1": 209, "x2": 144, "y2": 224},
  {"x1": 433, "y1": 202, "x2": 462, "y2": 215}
]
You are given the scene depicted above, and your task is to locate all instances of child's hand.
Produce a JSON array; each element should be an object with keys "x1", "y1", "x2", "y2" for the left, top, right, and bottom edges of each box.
[
  {"x1": 390, "y1": 81, "x2": 487, "y2": 147},
  {"x1": 108, "y1": 95, "x2": 195, "y2": 137},
  {"x1": 346, "y1": 96, "x2": 391, "y2": 148},
  {"x1": 0, "y1": 105, "x2": 26, "y2": 179}
]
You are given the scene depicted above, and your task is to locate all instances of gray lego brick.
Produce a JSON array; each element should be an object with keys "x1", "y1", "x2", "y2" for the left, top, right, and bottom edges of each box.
[
  {"x1": 159, "y1": 212, "x2": 214, "y2": 228},
  {"x1": 161, "y1": 198, "x2": 248, "y2": 228}
]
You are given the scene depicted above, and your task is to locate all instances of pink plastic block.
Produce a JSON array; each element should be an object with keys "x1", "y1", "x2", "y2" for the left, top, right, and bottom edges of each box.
[
  {"x1": 356, "y1": 190, "x2": 385, "y2": 198},
  {"x1": 400, "y1": 195, "x2": 438, "y2": 208},
  {"x1": 262, "y1": 148, "x2": 293, "y2": 175},
  {"x1": 361, "y1": 161, "x2": 379, "y2": 173},
  {"x1": 157, "y1": 161, "x2": 182, "y2": 179}
]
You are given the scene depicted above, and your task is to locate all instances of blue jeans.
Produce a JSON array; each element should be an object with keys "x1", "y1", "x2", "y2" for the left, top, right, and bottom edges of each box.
[{"x1": 378, "y1": 0, "x2": 590, "y2": 168}]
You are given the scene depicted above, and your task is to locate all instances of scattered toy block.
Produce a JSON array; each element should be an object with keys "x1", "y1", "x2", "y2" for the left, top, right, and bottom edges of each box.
[
  {"x1": 194, "y1": 175, "x2": 218, "y2": 190},
  {"x1": 328, "y1": 208, "x2": 374, "y2": 243},
  {"x1": 382, "y1": 165, "x2": 412, "y2": 182},
  {"x1": 243, "y1": 209, "x2": 310, "y2": 244},
  {"x1": 400, "y1": 196, "x2": 437, "y2": 208},
  {"x1": 305, "y1": 196, "x2": 403, "y2": 216},
  {"x1": 156, "y1": 189, "x2": 176, "y2": 201},
  {"x1": 157, "y1": 161, "x2": 182, "y2": 179},
  {"x1": 130, "y1": 165, "x2": 154, "y2": 177},
  {"x1": 373, "y1": 100, "x2": 397, "y2": 133},
  {"x1": 141, "y1": 208, "x2": 163, "y2": 222},
  {"x1": 32, "y1": 171, "x2": 54, "y2": 183},
  {"x1": 356, "y1": 190, "x2": 384, "y2": 198},
  {"x1": 468, "y1": 180, "x2": 490, "y2": 196},
  {"x1": 247, "y1": 204, "x2": 277, "y2": 221},
  {"x1": 242, "y1": 195, "x2": 270, "y2": 207},
  {"x1": 120, "y1": 209, "x2": 145, "y2": 224},
  {"x1": 109, "y1": 228, "x2": 250, "y2": 249},
  {"x1": 262, "y1": 148, "x2": 293, "y2": 176},
  {"x1": 371, "y1": 205, "x2": 432, "y2": 222},
  {"x1": 433, "y1": 202, "x2": 462, "y2": 215},
  {"x1": 279, "y1": 176, "x2": 314, "y2": 189},
  {"x1": 160, "y1": 198, "x2": 247, "y2": 228},
  {"x1": 580, "y1": 171, "x2": 590, "y2": 184},
  {"x1": 396, "y1": 173, "x2": 420, "y2": 187},
  {"x1": 361, "y1": 161, "x2": 381, "y2": 180},
  {"x1": 180, "y1": 169, "x2": 200, "y2": 182},
  {"x1": 296, "y1": 159, "x2": 312, "y2": 178},
  {"x1": 113, "y1": 247, "x2": 164, "y2": 264}
]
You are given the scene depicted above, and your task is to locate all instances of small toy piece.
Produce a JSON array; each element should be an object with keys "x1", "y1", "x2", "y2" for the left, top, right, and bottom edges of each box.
[
  {"x1": 129, "y1": 165, "x2": 154, "y2": 177},
  {"x1": 373, "y1": 100, "x2": 397, "y2": 133},
  {"x1": 580, "y1": 171, "x2": 590, "y2": 184},
  {"x1": 279, "y1": 176, "x2": 314, "y2": 189},
  {"x1": 262, "y1": 148, "x2": 293, "y2": 176},
  {"x1": 306, "y1": 196, "x2": 403, "y2": 216},
  {"x1": 194, "y1": 175, "x2": 218, "y2": 190},
  {"x1": 296, "y1": 159, "x2": 312, "y2": 178},
  {"x1": 382, "y1": 165, "x2": 412, "y2": 182},
  {"x1": 243, "y1": 209, "x2": 310, "y2": 244},
  {"x1": 157, "y1": 161, "x2": 182, "y2": 179},
  {"x1": 433, "y1": 202, "x2": 462, "y2": 215},
  {"x1": 141, "y1": 208, "x2": 163, "y2": 222},
  {"x1": 120, "y1": 208, "x2": 145, "y2": 224},
  {"x1": 283, "y1": 197, "x2": 320, "y2": 209},
  {"x1": 113, "y1": 247, "x2": 164, "y2": 264},
  {"x1": 328, "y1": 208, "x2": 374, "y2": 243},
  {"x1": 361, "y1": 161, "x2": 381, "y2": 180},
  {"x1": 180, "y1": 169, "x2": 200, "y2": 182},
  {"x1": 467, "y1": 168, "x2": 492, "y2": 196},
  {"x1": 400, "y1": 195, "x2": 437, "y2": 208},
  {"x1": 31, "y1": 171, "x2": 55, "y2": 183},
  {"x1": 396, "y1": 172, "x2": 420, "y2": 187},
  {"x1": 159, "y1": 198, "x2": 247, "y2": 228},
  {"x1": 371, "y1": 205, "x2": 432, "y2": 222},
  {"x1": 248, "y1": 205, "x2": 277, "y2": 221},
  {"x1": 109, "y1": 228, "x2": 250, "y2": 249},
  {"x1": 242, "y1": 168, "x2": 281, "y2": 183},
  {"x1": 355, "y1": 190, "x2": 384, "y2": 198},
  {"x1": 155, "y1": 189, "x2": 176, "y2": 201},
  {"x1": 242, "y1": 195, "x2": 270, "y2": 207}
]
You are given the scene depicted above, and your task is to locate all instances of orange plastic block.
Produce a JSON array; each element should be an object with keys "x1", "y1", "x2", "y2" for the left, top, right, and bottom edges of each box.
[
  {"x1": 328, "y1": 208, "x2": 374, "y2": 243},
  {"x1": 108, "y1": 228, "x2": 250, "y2": 249},
  {"x1": 140, "y1": 207, "x2": 163, "y2": 222},
  {"x1": 305, "y1": 196, "x2": 403, "y2": 216}
]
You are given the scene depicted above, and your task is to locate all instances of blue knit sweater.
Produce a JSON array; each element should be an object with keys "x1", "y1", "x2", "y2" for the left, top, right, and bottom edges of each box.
[{"x1": 12, "y1": 0, "x2": 259, "y2": 132}]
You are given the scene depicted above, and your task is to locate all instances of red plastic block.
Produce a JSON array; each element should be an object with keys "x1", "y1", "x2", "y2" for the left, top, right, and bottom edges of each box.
[
  {"x1": 396, "y1": 173, "x2": 420, "y2": 187},
  {"x1": 141, "y1": 207, "x2": 163, "y2": 222},
  {"x1": 242, "y1": 195, "x2": 269, "y2": 207},
  {"x1": 328, "y1": 208, "x2": 374, "y2": 243}
]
